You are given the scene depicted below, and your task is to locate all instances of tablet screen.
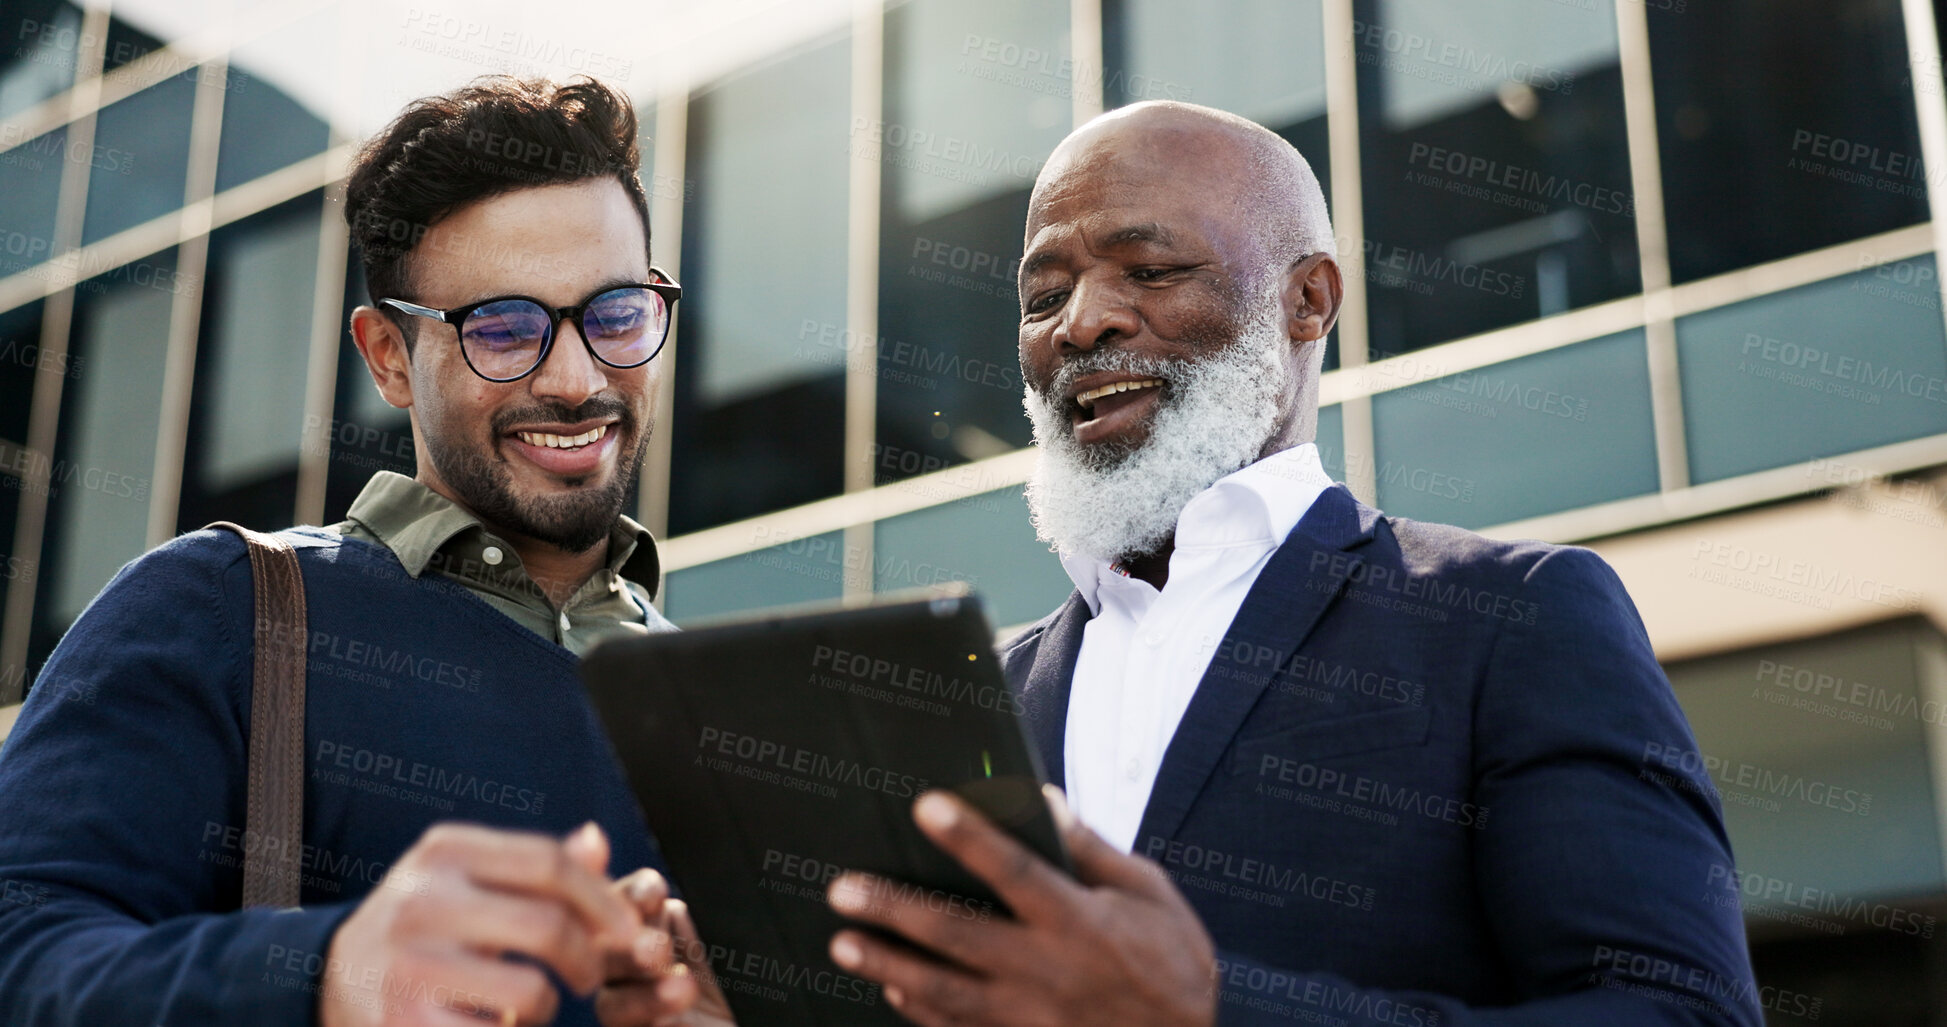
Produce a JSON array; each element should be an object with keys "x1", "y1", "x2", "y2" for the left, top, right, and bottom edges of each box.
[{"x1": 582, "y1": 593, "x2": 1067, "y2": 1027}]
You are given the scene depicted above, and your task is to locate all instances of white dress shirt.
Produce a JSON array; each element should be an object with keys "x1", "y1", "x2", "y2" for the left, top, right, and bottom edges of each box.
[{"x1": 1060, "y1": 443, "x2": 1335, "y2": 853}]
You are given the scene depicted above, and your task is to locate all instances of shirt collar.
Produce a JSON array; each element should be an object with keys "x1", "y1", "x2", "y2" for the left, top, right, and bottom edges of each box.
[
  {"x1": 341, "y1": 470, "x2": 661, "y2": 599},
  {"x1": 1058, "y1": 443, "x2": 1333, "y2": 616}
]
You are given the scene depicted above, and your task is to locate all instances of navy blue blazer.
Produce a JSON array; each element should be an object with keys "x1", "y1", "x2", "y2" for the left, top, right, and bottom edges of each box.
[{"x1": 1001, "y1": 485, "x2": 1762, "y2": 1027}]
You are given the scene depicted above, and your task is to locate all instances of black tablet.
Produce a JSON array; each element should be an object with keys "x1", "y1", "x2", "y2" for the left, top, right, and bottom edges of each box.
[{"x1": 580, "y1": 591, "x2": 1068, "y2": 1027}]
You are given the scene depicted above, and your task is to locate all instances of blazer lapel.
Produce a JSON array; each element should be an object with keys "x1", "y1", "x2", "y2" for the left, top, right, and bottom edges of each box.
[
  {"x1": 1133, "y1": 484, "x2": 1378, "y2": 846},
  {"x1": 1015, "y1": 592, "x2": 1091, "y2": 792}
]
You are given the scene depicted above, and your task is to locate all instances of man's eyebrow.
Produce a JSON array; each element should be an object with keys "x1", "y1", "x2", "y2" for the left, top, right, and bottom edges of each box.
[
  {"x1": 1018, "y1": 223, "x2": 1175, "y2": 282},
  {"x1": 1020, "y1": 250, "x2": 1062, "y2": 279},
  {"x1": 1098, "y1": 222, "x2": 1175, "y2": 249},
  {"x1": 462, "y1": 275, "x2": 649, "y2": 307}
]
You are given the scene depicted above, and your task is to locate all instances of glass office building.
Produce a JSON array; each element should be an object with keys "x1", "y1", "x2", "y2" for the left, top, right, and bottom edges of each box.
[{"x1": 3, "y1": 0, "x2": 1947, "y2": 1019}]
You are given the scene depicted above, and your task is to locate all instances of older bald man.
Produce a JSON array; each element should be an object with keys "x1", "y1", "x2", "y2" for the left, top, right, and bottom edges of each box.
[{"x1": 824, "y1": 103, "x2": 1759, "y2": 1027}]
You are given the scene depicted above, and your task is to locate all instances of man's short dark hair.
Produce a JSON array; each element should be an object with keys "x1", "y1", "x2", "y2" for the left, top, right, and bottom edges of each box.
[{"x1": 344, "y1": 75, "x2": 651, "y2": 345}]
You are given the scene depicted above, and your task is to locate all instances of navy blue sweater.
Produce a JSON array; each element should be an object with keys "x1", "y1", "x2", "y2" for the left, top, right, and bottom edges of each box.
[{"x1": 0, "y1": 528, "x2": 663, "y2": 1025}]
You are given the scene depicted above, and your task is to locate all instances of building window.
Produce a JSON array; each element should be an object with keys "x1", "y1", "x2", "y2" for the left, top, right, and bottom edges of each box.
[
  {"x1": 1354, "y1": 0, "x2": 1640, "y2": 356},
  {"x1": 873, "y1": 0, "x2": 1071, "y2": 487},
  {"x1": 671, "y1": 30, "x2": 852, "y2": 534},
  {"x1": 1652, "y1": 0, "x2": 1927, "y2": 283}
]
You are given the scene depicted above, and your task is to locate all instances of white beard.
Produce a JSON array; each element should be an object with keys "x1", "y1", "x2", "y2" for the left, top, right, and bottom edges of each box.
[{"x1": 1022, "y1": 308, "x2": 1291, "y2": 563}]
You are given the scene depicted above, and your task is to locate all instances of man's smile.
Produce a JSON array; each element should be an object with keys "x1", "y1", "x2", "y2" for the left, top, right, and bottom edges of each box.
[
  {"x1": 1066, "y1": 373, "x2": 1167, "y2": 446},
  {"x1": 502, "y1": 418, "x2": 620, "y2": 477}
]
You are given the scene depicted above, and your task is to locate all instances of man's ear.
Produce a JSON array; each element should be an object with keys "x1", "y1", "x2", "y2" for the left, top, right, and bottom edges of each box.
[
  {"x1": 1281, "y1": 254, "x2": 1344, "y2": 345},
  {"x1": 349, "y1": 306, "x2": 415, "y2": 410}
]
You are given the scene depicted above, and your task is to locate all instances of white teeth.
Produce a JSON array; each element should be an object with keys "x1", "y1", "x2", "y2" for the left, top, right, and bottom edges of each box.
[
  {"x1": 517, "y1": 424, "x2": 610, "y2": 449},
  {"x1": 1075, "y1": 378, "x2": 1164, "y2": 410}
]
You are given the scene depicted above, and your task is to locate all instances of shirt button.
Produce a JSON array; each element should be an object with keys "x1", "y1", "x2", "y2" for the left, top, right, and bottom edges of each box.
[
  {"x1": 481, "y1": 546, "x2": 503, "y2": 566},
  {"x1": 1143, "y1": 632, "x2": 1164, "y2": 647},
  {"x1": 1123, "y1": 757, "x2": 1142, "y2": 782},
  {"x1": 558, "y1": 612, "x2": 571, "y2": 635}
]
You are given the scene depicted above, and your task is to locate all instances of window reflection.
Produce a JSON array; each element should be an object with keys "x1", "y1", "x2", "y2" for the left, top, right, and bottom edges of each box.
[
  {"x1": 1656, "y1": 0, "x2": 1925, "y2": 283},
  {"x1": 0, "y1": 1, "x2": 81, "y2": 121},
  {"x1": 30, "y1": 249, "x2": 177, "y2": 667},
  {"x1": 665, "y1": 531, "x2": 845, "y2": 622},
  {"x1": 214, "y1": 9, "x2": 332, "y2": 193},
  {"x1": 1371, "y1": 329, "x2": 1657, "y2": 528},
  {"x1": 1677, "y1": 256, "x2": 1947, "y2": 483},
  {"x1": 873, "y1": 0, "x2": 1070, "y2": 486},
  {"x1": 1355, "y1": 0, "x2": 1639, "y2": 357},
  {"x1": 874, "y1": 487, "x2": 1071, "y2": 628},
  {"x1": 670, "y1": 31, "x2": 850, "y2": 534},
  {"x1": 0, "y1": 126, "x2": 69, "y2": 274},
  {"x1": 176, "y1": 193, "x2": 322, "y2": 533},
  {"x1": 81, "y1": 74, "x2": 194, "y2": 245}
]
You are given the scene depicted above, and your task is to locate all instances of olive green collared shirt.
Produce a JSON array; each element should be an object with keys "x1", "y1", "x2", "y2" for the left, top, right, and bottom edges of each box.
[{"x1": 329, "y1": 471, "x2": 674, "y2": 655}]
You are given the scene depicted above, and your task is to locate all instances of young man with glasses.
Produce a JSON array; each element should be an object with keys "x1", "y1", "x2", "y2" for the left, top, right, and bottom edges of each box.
[{"x1": 0, "y1": 77, "x2": 719, "y2": 1027}]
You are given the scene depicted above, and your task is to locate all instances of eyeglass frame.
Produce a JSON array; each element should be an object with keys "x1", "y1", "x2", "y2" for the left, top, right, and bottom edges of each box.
[{"x1": 378, "y1": 267, "x2": 682, "y2": 383}]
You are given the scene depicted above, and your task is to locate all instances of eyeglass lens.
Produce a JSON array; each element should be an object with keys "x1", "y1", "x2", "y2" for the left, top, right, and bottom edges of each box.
[{"x1": 459, "y1": 286, "x2": 668, "y2": 380}]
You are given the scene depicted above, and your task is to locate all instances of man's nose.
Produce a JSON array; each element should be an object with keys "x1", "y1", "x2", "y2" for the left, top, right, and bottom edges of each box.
[
  {"x1": 1057, "y1": 276, "x2": 1141, "y2": 353},
  {"x1": 528, "y1": 317, "x2": 608, "y2": 406}
]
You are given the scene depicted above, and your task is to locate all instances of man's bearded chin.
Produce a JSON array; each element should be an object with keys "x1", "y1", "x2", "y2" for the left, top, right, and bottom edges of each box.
[
  {"x1": 426, "y1": 399, "x2": 647, "y2": 555},
  {"x1": 1022, "y1": 309, "x2": 1290, "y2": 564}
]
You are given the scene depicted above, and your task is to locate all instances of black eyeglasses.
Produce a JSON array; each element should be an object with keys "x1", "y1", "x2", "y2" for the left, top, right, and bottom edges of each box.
[{"x1": 379, "y1": 268, "x2": 682, "y2": 382}]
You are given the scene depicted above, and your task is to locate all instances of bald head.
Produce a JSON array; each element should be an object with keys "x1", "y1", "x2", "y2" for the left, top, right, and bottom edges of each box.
[{"x1": 1029, "y1": 101, "x2": 1335, "y2": 283}]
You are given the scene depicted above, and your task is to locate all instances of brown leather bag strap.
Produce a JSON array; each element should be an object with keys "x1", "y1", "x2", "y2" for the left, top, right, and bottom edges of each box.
[{"x1": 206, "y1": 521, "x2": 308, "y2": 909}]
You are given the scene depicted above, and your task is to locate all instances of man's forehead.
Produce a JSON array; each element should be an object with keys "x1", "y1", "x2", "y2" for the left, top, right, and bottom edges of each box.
[
  {"x1": 1022, "y1": 186, "x2": 1225, "y2": 266},
  {"x1": 411, "y1": 180, "x2": 647, "y2": 301}
]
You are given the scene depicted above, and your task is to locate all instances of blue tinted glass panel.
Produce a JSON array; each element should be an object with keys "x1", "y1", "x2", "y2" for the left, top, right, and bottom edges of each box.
[
  {"x1": 1372, "y1": 330, "x2": 1657, "y2": 527},
  {"x1": 672, "y1": 32, "x2": 849, "y2": 533},
  {"x1": 664, "y1": 532, "x2": 847, "y2": 622},
  {"x1": 215, "y1": 12, "x2": 332, "y2": 192},
  {"x1": 0, "y1": 2, "x2": 81, "y2": 120},
  {"x1": 874, "y1": 485, "x2": 1071, "y2": 629},
  {"x1": 1315, "y1": 403, "x2": 1345, "y2": 483},
  {"x1": 30, "y1": 248, "x2": 177, "y2": 671},
  {"x1": 0, "y1": 126, "x2": 67, "y2": 270},
  {"x1": 1678, "y1": 256, "x2": 1947, "y2": 483},
  {"x1": 1652, "y1": 0, "x2": 1926, "y2": 283},
  {"x1": 1665, "y1": 619, "x2": 1943, "y2": 901},
  {"x1": 82, "y1": 75, "x2": 194, "y2": 244},
  {"x1": 0, "y1": 300, "x2": 45, "y2": 445},
  {"x1": 874, "y1": 1, "x2": 1070, "y2": 484},
  {"x1": 1354, "y1": 0, "x2": 1639, "y2": 355},
  {"x1": 176, "y1": 194, "x2": 322, "y2": 532}
]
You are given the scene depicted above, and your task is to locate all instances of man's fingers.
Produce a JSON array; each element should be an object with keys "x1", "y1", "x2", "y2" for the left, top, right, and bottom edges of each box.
[
  {"x1": 829, "y1": 928, "x2": 989, "y2": 1027},
  {"x1": 401, "y1": 950, "x2": 561, "y2": 1026},
  {"x1": 416, "y1": 882, "x2": 609, "y2": 995},
  {"x1": 602, "y1": 924, "x2": 675, "y2": 983},
  {"x1": 594, "y1": 975, "x2": 698, "y2": 1027},
  {"x1": 615, "y1": 868, "x2": 670, "y2": 915},
  {"x1": 910, "y1": 790, "x2": 1083, "y2": 924},
  {"x1": 435, "y1": 825, "x2": 639, "y2": 945},
  {"x1": 564, "y1": 821, "x2": 611, "y2": 879}
]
